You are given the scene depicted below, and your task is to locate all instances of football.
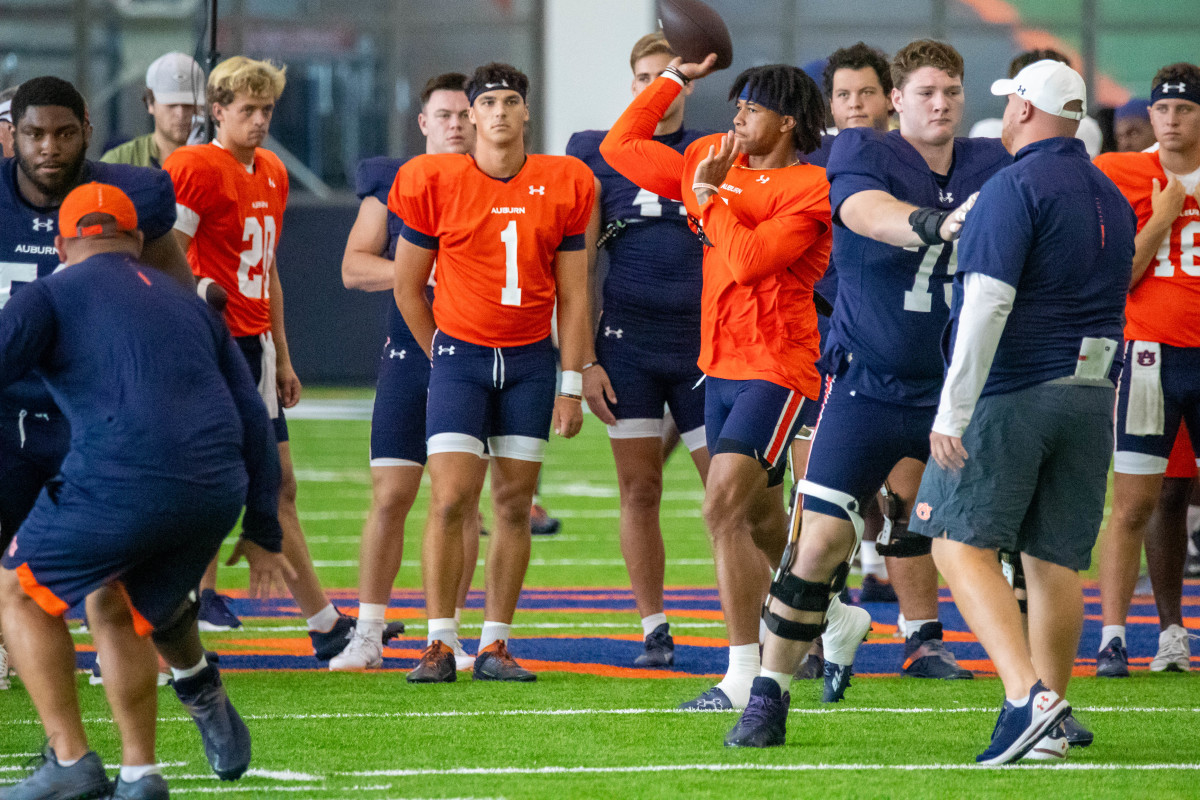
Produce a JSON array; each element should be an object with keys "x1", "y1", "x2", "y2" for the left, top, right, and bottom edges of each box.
[{"x1": 657, "y1": 0, "x2": 734, "y2": 71}]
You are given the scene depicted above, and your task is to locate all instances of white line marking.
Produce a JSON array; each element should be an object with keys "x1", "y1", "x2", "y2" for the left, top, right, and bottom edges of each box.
[
  {"x1": 222, "y1": 558, "x2": 716, "y2": 569},
  {"x1": 244, "y1": 768, "x2": 322, "y2": 781},
  {"x1": 342, "y1": 762, "x2": 1200, "y2": 777}
]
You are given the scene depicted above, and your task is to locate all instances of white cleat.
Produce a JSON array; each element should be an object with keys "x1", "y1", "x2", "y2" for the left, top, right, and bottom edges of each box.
[
  {"x1": 329, "y1": 628, "x2": 383, "y2": 672},
  {"x1": 1150, "y1": 624, "x2": 1194, "y2": 672},
  {"x1": 1024, "y1": 724, "x2": 1069, "y2": 761},
  {"x1": 452, "y1": 640, "x2": 475, "y2": 671},
  {"x1": 823, "y1": 596, "x2": 873, "y2": 667}
]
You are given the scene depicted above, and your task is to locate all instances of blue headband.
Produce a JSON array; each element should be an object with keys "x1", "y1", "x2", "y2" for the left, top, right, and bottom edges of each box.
[
  {"x1": 737, "y1": 85, "x2": 784, "y2": 115},
  {"x1": 468, "y1": 78, "x2": 526, "y2": 107},
  {"x1": 1151, "y1": 80, "x2": 1200, "y2": 109}
]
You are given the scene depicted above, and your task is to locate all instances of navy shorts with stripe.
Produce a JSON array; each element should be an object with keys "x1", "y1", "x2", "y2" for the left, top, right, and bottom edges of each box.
[
  {"x1": 2, "y1": 477, "x2": 244, "y2": 629},
  {"x1": 370, "y1": 333, "x2": 431, "y2": 466},
  {"x1": 802, "y1": 377, "x2": 934, "y2": 519},
  {"x1": 235, "y1": 335, "x2": 288, "y2": 443},
  {"x1": 594, "y1": 311, "x2": 705, "y2": 433},
  {"x1": 0, "y1": 411, "x2": 70, "y2": 550},
  {"x1": 704, "y1": 376, "x2": 804, "y2": 487},
  {"x1": 425, "y1": 331, "x2": 556, "y2": 450},
  {"x1": 1114, "y1": 342, "x2": 1200, "y2": 472},
  {"x1": 799, "y1": 313, "x2": 832, "y2": 429}
]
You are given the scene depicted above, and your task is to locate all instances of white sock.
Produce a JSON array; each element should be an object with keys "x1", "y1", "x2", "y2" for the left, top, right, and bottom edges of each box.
[
  {"x1": 716, "y1": 643, "x2": 760, "y2": 707},
  {"x1": 57, "y1": 756, "x2": 79, "y2": 767},
  {"x1": 306, "y1": 604, "x2": 339, "y2": 633},
  {"x1": 860, "y1": 540, "x2": 886, "y2": 577},
  {"x1": 761, "y1": 669, "x2": 792, "y2": 695},
  {"x1": 358, "y1": 603, "x2": 386, "y2": 624},
  {"x1": 479, "y1": 621, "x2": 511, "y2": 652},
  {"x1": 1007, "y1": 688, "x2": 1031, "y2": 706},
  {"x1": 171, "y1": 654, "x2": 208, "y2": 682},
  {"x1": 905, "y1": 618, "x2": 936, "y2": 639},
  {"x1": 1101, "y1": 625, "x2": 1126, "y2": 648},
  {"x1": 641, "y1": 612, "x2": 668, "y2": 638},
  {"x1": 428, "y1": 618, "x2": 458, "y2": 648},
  {"x1": 119, "y1": 764, "x2": 161, "y2": 783}
]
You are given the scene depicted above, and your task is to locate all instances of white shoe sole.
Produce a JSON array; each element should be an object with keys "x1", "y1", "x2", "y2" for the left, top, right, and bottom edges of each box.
[
  {"x1": 198, "y1": 621, "x2": 235, "y2": 632},
  {"x1": 329, "y1": 658, "x2": 382, "y2": 672}
]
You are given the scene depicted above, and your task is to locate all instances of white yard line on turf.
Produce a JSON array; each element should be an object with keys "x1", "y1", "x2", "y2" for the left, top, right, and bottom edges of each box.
[{"x1": 343, "y1": 763, "x2": 1200, "y2": 778}]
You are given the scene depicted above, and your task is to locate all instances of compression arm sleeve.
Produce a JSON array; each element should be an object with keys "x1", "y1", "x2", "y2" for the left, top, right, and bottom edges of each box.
[{"x1": 700, "y1": 200, "x2": 828, "y2": 285}]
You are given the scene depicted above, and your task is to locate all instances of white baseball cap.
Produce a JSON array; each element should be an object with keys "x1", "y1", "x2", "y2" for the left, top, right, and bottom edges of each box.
[
  {"x1": 990, "y1": 59, "x2": 1086, "y2": 120},
  {"x1": 146, "y1": 52, "x2": 206, "y2": 106}
]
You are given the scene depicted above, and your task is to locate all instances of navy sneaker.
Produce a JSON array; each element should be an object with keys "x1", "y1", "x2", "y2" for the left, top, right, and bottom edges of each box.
[
  {"x1": 473, "y1": 641, "x2": 536, "y2": 682},
  {"x1": 902, "y1": 622, "x2": 973, "y2": 679},
  {"x1": 678, "y1": 685, "x2": 734, "y2": 711},
  {"x1": 822, "y1": 658, "x2": 854, "y2": 703},
  {"x1": 794, "y1": 639, "x2": 824, "y2": 680},
  {"x1": 407, "y1": 640, "x2": 457, "y2": 683},
  {"x1": 1096, "y1": 637, "x2": 1130, "y2": 678},
  {"x1": 634, "y1": 623, "x2": 674, "y2": 667},
  {"x1": 976, "y1": 680, "x2": 1070, "y2": 765},
  {"x1": 309, "y1": 611, "x2": 355, "y2": 661},
  {"x1": 1061, "y1": 713, "x2": 1093, "y2": 747},
  {"x1": 110, "y1": 773, "x2": 169, "y2": 799},
  {"x1": 724, "y1": 677, "x2": 790, "y2": 748},
  {"x1": 0, "y1": 747, "x2": 110, "y2": 800},
  {"x1": 530, "y1": 504, "x2": 561, "y2": 536},
  {"x1": 172, "y1": 663, "x2": 251, "y2": 780},
  {"x1": 197, "y1": 589, "x2": 242, "y2": 632},
  {"x1": 859, "y1": 573, "x2": 898, "y2": 603}
]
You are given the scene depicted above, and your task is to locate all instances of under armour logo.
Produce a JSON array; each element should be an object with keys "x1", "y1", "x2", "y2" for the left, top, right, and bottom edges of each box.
[
  {"x1": 939, "y1": 190, "x2": 954, "y2": 204},
  {"x1": 268, "y1": 178, "x2": 277, "y2": 188},
  {"x1": 32, "y1": 218, "x2": 54, "y2": 232},
  {"x1": 437, "y1": 345, "x2": 455, "y2": 356},
  {"x1": 1034, "y1": 693, "x2": 1051, "y2": 712},
  {"x1": 388, "y1": 348, "x2": 406, "y2": 359},
  {"x1": 756, "y1": 175, "x2": 770, "y2": 184},
  {"x1": 1137, "y1": 350, "x2": 1157, "y2": 367},
  {"x1": 1161, "y1": 82, "x2": 1187, "y2": 94},
  {"x1": 529, "y1": 185, "x2": 545, "y2": 195},
  {"x1": 604, "y1": 326, "x2": 623, "y2": 339}
]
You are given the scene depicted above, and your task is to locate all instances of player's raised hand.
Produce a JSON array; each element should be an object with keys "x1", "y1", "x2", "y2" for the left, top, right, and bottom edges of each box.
[
  {"x1": 693, "y1": 132, "x2": 741, "y2": 202},
  {"x1": 277, "y1": 361, "x2": 302, "y2": 408},
  {"x1": 938, "y1": 191, "x2": 980, "y2": 241},
  {"x1": 553, "y1": 394, "x2": 584, "y2": 438},
  {"x1": 1151, "y1": 176, "x2": 1186, "y2": 222},
  {"x1": 226, "y1": 538, "x2": 296, "y2": 599},
  {"x1": 582, "y1": 363, "x2": 618, "y2": 426},
  {"x1": 669, "y1": 53, "x2": 720, "y2": 82},
  {"x1": 930, "y1": 430, "x2": 969, "y2": 472}
]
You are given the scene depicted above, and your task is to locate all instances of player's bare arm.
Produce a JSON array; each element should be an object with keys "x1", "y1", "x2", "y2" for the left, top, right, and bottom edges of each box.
[
  {"x1": 553, "y1": 247, "x2": 588, "y2": 438},
  {"x1": 580, "y1": 175, "x2": 618, "y2": 425},
  {"x1": 266, "y1": 262, "x2": 301, "y2": 408},
  {"x1": 393, "y1": 238, "x2": 437, "y2": 358},
  {"x1": 839, "y1": 188, "x2": 977, "y2": 248},
  {"x1": 1130, "y1": 176, "x2": 1188, "y2": 286},
  {"x1": 341, "y1": 196, "x2": 392, "y2": 291}
]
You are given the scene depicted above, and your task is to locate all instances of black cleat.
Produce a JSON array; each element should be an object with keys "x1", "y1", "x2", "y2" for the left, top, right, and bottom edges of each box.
[
  {"x1": 0, "y1": 747, "x2": 110, "y2": 800},
  {"x1": 530, "y1": 504, "x2": 561, "y2": 536},
  {"x1": 1095, "y1": 637, "x2": 1129, "y2": 678},
  {"x1": 110, "y1": 774, "x2": 169, "y2": 800},
  {"x1": 172, "y1": 663, "x2": 251, "y2": 781},
  {"x1": 724, "y1": 677, "x2": 789, "y2": 748},
  {"x1": 634, "y1": 623, "x2": 674, "y2": 667},
  {"x1": 1061, "y1": 713, "x2": 1093, "y2": 747},
  {"x1": 473, "y1": 641, "x2": 536, "y2": 681},
  {"x1": 381, "y1": 620, "x2": 406, "y2": 644},
  {"x1": 678, "y1": 685, "x2": 734, "y2": 711},
  {"x1": 859, "y1": 573, "x2": 898, "y2": 603},
  {"x1": 407, "y1": 641, "x2": 457, "y2": 683},
  {"x1": 822, "y1": 658, "x2": 854, "y2": 703},
  {"x1": 309, "y1": 612, "x2": 355, "y2": 661},
  {"x1": 902, "y1": 621, "x2": 973, "y2": 679}
]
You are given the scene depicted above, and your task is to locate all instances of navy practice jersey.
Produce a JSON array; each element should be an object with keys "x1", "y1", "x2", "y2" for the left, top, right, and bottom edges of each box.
[
  {"x1": 354, "y1": 156, "x2": 421, "y2": 351},
  {"x1": 825, "y1": 129, "x2": 1010, "y2": 405},
  {"x1": 0, "y1": 158, "x2": 176, "y2": 414},
  {"x1": 804, "y1": 132, "x2": 838, "y2": 312},
  {"x1": 567, "y1": 127, "x2": 706, "y2": 328},
  {"x1": 0, "y1": 252, "x2": 282, "y2": 547}
]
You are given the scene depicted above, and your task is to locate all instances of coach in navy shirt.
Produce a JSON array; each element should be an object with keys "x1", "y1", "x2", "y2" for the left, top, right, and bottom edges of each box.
[{"x1": 911, "y1": 61, "x2": 1136, "y2": 765}]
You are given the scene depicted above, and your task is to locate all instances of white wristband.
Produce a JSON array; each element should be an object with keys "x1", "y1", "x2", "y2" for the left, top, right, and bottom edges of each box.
[
  {"x1": 692, "y1": 182, "x2": 721, "y2": 195},
  {"x1": 560, "y1": 370, "x2": 583, "y2": 396},
  {"x1": 196, "y1": 277, "x2": 214, "y2": 299}
]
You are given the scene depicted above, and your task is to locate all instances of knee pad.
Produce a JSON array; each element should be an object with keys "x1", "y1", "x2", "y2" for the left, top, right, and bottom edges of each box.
[
  {"x1": 150, "y1": 591, "x2": 200, "y2": 647},
  {"x1": 874, "y1": 484, "x2": 931, "y2": 558}
]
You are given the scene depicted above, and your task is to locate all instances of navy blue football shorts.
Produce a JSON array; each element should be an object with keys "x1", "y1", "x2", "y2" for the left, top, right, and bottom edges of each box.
[
  {"x1": 0, "y1": 409, "x2": 69, "y2": 550},
  {"x1": 236, "y1": 334, "x2": 288, "y2": 443},
  {"x1": 704, "y1": 376, "x2": 805, "y2": 487},
  {"x1": 370, "y1": 334, "x2": 431, "y2": 467},
  {"x1": 1114, "y1": 341, "x2": 1200, "y2": 475},
  {"x1": 425, "y1": 331, "x2": 556, "y2": 462},
  {"x1": 594, "y1": 312, "x2": 706, "y2": 451},
  {"x1": 801, "y1": 376, "x2": 934, "y2": 520},
  {"x1": 2, "y1": 478, "x2": 244, "y2": 632}
]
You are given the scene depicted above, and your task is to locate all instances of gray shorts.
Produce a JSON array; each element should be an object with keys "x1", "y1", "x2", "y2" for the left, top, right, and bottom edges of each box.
[{"x1": 910, "y1": 380, "x2": 1114, "y2": 571}]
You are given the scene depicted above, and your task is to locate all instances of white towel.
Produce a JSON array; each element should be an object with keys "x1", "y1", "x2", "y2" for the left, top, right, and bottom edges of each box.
[
  {"x1": 257, "y1": 331, "x2": 280, "y2": 420},
  {"x1": 1126, "y1": 341, "x2": 1164, "y2": 436}
]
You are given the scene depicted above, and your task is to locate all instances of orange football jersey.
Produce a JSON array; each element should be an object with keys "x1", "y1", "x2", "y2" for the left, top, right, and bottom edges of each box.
[
  {"x1": 389, "y1": 153, "x2": 594, "y2": 348},
  {"x1": 1095, "y1": 150, "x2": 1200, "y2": 346},
  {"x1": 601, "y1": 75, "x2": 831, "y2": 398},
  {"x1": 164, "y1": 142, "x2": 289, "y2": 337}
]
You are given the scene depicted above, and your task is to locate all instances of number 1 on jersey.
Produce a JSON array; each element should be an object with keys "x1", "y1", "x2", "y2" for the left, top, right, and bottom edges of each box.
[{"x1": 500, "y1": 219, "x2": 522, "y2": 306}]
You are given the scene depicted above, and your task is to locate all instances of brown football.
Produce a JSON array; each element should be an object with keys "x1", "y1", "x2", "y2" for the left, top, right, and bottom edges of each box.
[{"x1": 657, "y1": 0, "x2": 734, "y2": 71}]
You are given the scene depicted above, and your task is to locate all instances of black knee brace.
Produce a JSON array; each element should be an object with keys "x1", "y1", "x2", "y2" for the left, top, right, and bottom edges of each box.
[
  {"x1": 762, "y1": 562, "x2": 849, "y2": 642},
  {"x1": 875, "y1": 484, "x2": 932, "y2": 558},
  {"x1": 150, "y1": 592, "x2": 200, "y2": 648}
]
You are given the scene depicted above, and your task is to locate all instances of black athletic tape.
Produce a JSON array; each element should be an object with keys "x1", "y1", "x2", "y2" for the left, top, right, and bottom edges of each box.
[
  {"x1": 908, "y1": 206, "x2": 951, "y2": 246},
  {"x1": 829, "y1": 561, "x2": 851, "y2": 594},
  {"x1": 762, "y1": 608, "x2": 826, "y2": 642},
  {"x1": 769, "y1": 572, "x2": 834, "y2": 612},
  {"x1": 875, "y1": 529, "x2": 932, "y2": 558}
]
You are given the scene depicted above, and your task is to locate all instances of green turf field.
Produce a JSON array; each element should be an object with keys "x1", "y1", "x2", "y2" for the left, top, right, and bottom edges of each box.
[{"x1": 2, "y1": 394, "x2": 1198, "y2": 798}]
